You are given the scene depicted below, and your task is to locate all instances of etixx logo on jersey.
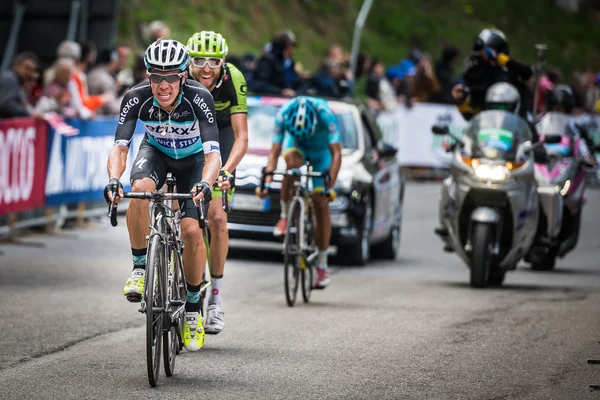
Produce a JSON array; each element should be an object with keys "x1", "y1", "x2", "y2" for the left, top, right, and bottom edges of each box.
[
  {"x1": 118, "y1": 97, "x2": 140, "y2": 124},
  {"x1": 193, "y1": 94, "x2": 215, "y2": 123}
]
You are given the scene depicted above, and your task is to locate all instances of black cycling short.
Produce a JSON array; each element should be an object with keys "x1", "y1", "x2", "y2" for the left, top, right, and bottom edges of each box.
[{"x1": 130, "y1": 138, "x2": 208, "y2": 220}]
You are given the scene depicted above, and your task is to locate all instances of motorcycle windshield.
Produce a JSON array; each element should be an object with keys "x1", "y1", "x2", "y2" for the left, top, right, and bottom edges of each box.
[
  {"x1": 536, "y1": 112, "x2": 574, "y2": 156},
  {"x1": 462, "y1": 110, "x2": 533, "y2": 161}
]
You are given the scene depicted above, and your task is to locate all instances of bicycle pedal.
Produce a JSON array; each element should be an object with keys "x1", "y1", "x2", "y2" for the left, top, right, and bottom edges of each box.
[{"x1": 205, "y1": 330, "x2": 220, "y2": 336}]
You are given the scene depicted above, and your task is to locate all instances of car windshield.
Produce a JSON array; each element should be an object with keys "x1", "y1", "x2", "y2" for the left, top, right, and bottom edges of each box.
[
  {"x1": 461, "y1": 110, "x2": 533, "y2": 161},
  {"x1": 247, "y1": 102, "x2": 359, "y2": 151}
]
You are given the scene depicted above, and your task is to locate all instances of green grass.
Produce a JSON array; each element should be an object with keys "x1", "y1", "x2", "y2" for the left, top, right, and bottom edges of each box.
[{"x1": 118, "y1": 0, "x2": 600, "y2": 79}]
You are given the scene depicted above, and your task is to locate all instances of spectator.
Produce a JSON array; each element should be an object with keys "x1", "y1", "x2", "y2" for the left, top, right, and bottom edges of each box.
[
  {"x1": 88, "y1": 48, "x2": 122, "y2": 115},
  {"x1": 312, "y1": 60, "x2": 353, "y2": 98},
  {"x1": 430, "y1": 46, "x2": 460, "y2": 104},
  {"x1": 0, "y1": 51, "x2": 41, "y2": 118},
  {"x1": 365, "y1": 58, "x2": 397, "y2": 113},
  {"x1": 44, "y1": 40, "x2": 81, "y2": 86},
  {"x1": 35, "y1": 58, "x2": 77, "y2": 116},
  {"x1": 144, "y1": 20, "x2": 170, "y2": 45},
  {"x1": 253, "y1": 29, "x2": 305, "y2": 96},
  {"x1": 411, "y1": 53, "x2": 441, "y2": 103},
  {"x1": 70, "y1": 40, "x2": 109, "y2": 118},
  {"x1": 131, "y1": 52, "x2": 148, "y2": 86},
  {"x1": 115, "y1": 45, "x2": 134, "y2": 95},
  {"x1": 241, "y1": 52, "x2": 257, "y2": 88},
  {"x1": 355, "y1": 52, "x2": 371, "y2": 80}
]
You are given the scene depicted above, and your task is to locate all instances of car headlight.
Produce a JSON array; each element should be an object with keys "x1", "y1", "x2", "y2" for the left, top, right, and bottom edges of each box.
[
  {"x1": 334, "y1": 174, "x2": 353, "y2": 192},
  {"x1": 474, "y1": 164, "x2": 509, "y2": 181},
  {"x1": 329, "y1": 194, "x2": 349, "y2": 211}
]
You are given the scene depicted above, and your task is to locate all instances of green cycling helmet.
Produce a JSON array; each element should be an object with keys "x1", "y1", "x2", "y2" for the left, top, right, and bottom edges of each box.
[{"x1": 187, "y1": 31, "x2": 229, "y2": 58}]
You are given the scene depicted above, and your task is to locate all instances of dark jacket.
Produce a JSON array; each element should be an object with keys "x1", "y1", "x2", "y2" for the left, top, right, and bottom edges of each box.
[
  {"x1": 430, "y1": 59, "x2": 455, "y2": 104},
  {"x1": 0, "y1": 71, "x2": 31, "y2": 118},
  {"x1": 460, "y1": 55, "x2": 533, "y2": 121},
  {"x1": 252, "y1": 51, "x2": 305, "y2": 95}
]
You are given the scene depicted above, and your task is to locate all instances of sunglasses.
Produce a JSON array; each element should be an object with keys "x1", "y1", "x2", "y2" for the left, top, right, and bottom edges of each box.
[
  {"x1": 147, "y1": 71, "x2": 184, "y2": 84},
  {"x1": 191, "y1": 57, "x2": 224, "y2": 68}
]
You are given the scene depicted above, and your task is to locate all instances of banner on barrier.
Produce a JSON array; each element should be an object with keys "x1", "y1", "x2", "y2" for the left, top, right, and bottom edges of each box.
[
  {"x1": 0, "y1": 118, "x2": 48, "y2": 216},
  {"x1": 45, "y1": 117, "x2": 145, "y2": 206},
  {"x1": 375, "y1": 103, "x2": 468, "y2": 168}
]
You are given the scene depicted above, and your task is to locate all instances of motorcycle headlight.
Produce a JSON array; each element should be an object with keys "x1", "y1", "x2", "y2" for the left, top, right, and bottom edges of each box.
[{"x1": 474, "y1": 164, "x2": 509, "y2": 181}]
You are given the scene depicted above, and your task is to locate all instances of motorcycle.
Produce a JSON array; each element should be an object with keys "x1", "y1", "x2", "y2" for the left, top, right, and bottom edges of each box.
[
  {"x1": 433, "y1": 110, "x2": 546, "y2": 288},
  {"x1": 526, "y1": 112, "x2": 594, "y2": 270}
]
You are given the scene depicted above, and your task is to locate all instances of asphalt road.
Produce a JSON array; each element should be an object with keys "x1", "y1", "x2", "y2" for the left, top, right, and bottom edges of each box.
[{"x1": 1, "y1": 182, "x2": 599, "y2": 400}]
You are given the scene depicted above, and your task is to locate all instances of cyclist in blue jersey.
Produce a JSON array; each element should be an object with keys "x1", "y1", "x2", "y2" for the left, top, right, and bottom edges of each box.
[
  {"x1": 104, "y1": 39, "x2": 221, "y2": 352},
  {"x1": 257, "y1": 96, "x2": 342, "y2": 288}
]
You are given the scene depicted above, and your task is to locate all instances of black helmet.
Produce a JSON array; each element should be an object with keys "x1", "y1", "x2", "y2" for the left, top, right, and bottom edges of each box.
[
  {"x1": 547, "y1": 84, "x2": 575, "y2": 113},
  {"x1": 473, "y1": 28, "x2": 509, "y2": 55}
]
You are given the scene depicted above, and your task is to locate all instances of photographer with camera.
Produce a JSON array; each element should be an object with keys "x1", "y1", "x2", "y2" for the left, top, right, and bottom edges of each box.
[{"x1": 452, "y1": 29, "x2": 534, "y2": 125}]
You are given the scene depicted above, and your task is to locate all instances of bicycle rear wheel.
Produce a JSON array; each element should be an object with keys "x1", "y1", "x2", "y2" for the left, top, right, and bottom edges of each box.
[
  {"x1": 284, "y1": 199, "x2": 301, "y2": 307},
  {"x1": 302, "y1": 202, "x2": 316, "y2": 303},
  {"x1": 146, "y1": 234, "x2": 164, "y2": 387},
  {"x1": 164, "y1": 243, "x2": 183, "y2": 377}
]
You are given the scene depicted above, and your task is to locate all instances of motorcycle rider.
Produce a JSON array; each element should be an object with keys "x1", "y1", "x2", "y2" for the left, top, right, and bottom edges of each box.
[
  {"x1": 542, "y1": 84, "x2": 595, "y2": 166},
  {"x1": 451, "y1": 29, "x2": 535, "y2": 130},
  {"x1": 435, "y1": 82, "x2": 529, "y2": 250}
]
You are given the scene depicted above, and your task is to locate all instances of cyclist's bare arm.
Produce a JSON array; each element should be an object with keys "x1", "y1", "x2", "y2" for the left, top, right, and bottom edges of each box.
[
  {"x1": 264, "y1": 143, "x2": 283, "y2": 186},
  {"x1": 106, "y1": 88, "x2": 143, "y2": 202},
  {"x1": 328, "y1": 142, "x2": 342, "y2": 188},
  {"x1": 189, "y1": 84, "x2": 221, "y2": 201}
]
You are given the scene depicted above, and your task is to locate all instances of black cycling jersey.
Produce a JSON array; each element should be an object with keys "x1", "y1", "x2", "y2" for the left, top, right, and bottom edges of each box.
[
  {"x1": 114, "y1": 79, "x2": 220, "y2": 160},
  {"x1": 205, "y1": 63, "x2": 248, "y2": 129}
]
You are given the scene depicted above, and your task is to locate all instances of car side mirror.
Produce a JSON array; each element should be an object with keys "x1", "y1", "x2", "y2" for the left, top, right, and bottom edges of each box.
[
  {"x1": 377, "y1": 141, "x2": 398, "y2": 158},
  {"x1": 431, "y1": 124, "x2": 450, "y2": 135},
  {"x1": 543, "y1": 135, "x2": 562, "y2": 144}
]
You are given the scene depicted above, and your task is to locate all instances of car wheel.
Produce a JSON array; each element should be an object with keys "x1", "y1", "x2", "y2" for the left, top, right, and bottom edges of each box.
[
  {"x1": 337, "y1": 200, "x2": 372, "y2": 266},
  {"x1": 372, "y1": 211, "x2": 401, "y2": 260}
]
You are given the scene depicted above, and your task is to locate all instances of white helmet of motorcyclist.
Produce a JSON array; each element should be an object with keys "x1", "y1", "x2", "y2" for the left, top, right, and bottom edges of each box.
[{"x1": 485, "y1": 82, "x2": 521, "y2": 114}]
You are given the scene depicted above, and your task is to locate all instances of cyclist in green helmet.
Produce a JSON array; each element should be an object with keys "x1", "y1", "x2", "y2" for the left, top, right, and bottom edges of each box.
[{"x1": 186, "y1": 30, "x2": 248, "y2": 335}]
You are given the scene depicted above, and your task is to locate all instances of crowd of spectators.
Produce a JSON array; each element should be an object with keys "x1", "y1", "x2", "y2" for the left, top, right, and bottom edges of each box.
[{"x1": 1, "y1": 20, "x2": 599, "y2": 121}]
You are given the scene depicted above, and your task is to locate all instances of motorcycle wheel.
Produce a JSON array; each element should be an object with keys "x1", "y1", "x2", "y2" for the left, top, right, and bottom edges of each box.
[{"x1": 470, "y1": 222, "x2": 493, "y2": 289}]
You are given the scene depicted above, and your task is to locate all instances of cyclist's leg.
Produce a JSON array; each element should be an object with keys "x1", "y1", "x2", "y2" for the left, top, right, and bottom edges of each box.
[
  {"x1": 308, "y1": 149, "x2": 333, "y2": 287},
  {"x1": 205, "y1": 125, "x2": 236, "y2": 332},
  {"x1": 172, "y1": 151, "x2": 209, "y2": 351},
  {"x1": 275, "y1": 136, "x2": 304, "y2": 236},
  {"x1": 124, "y1": 140, "x2": 167, "y2": 301}
]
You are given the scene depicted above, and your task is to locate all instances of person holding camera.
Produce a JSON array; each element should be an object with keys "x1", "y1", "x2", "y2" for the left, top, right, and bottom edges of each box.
[{"x1": 451, "y1": 29, "x2": 534, "y2": 125}]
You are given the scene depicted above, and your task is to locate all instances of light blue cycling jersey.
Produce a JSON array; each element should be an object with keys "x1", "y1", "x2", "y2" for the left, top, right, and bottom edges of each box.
[{"x1": 273, "y1": 96, "x2": 341, "y2": 150}]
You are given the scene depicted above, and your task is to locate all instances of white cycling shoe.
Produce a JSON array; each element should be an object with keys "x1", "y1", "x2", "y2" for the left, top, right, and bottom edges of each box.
[{"x1": 204, "y1": 304, "x2": 225, "y2": 335}]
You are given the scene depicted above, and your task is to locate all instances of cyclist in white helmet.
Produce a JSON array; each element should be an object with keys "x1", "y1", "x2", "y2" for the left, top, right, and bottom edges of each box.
[{"x1": 104, "y1": 38, "x2": 221, "y2": 352}]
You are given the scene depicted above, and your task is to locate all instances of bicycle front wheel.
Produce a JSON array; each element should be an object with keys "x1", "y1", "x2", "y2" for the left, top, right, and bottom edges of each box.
[
  {"x1": 284, "y1": 199, "x2": 302, "y2": 307},
  {"x1": 164, "y1": 243, "x2": 182, "y2": 377},
  {"x1": 302, "y1": 201, "x2": 317, "y2": 303},
  {"x1": 146, "y1": 234, "x2": 164, "y2": 387}
]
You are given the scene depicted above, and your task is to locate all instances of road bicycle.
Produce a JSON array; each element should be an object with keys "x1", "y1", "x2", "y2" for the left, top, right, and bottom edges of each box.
[
  {"x1": 259, "y1": 163, "x2": 329, "y2": 307},
  {"x1": 107, "y1": 173, "x2": 229, "y2": 387}
]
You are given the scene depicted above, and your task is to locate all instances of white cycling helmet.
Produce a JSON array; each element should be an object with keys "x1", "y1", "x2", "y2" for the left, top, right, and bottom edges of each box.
[
  {"x1": 485, "y1": 82, "x2": 521, "y2": 114},
  {"x1": 144, "y1": 38, "x2": 190, "y2": 72}
]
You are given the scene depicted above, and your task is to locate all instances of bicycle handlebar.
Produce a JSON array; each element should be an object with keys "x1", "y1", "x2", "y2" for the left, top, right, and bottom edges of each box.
[
  {"x1": 259, "y1": 167, "x2": 330, "y2": 193},
  {"x1": 107, "y1": 191, "x2": 205, "y2": 228}
]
